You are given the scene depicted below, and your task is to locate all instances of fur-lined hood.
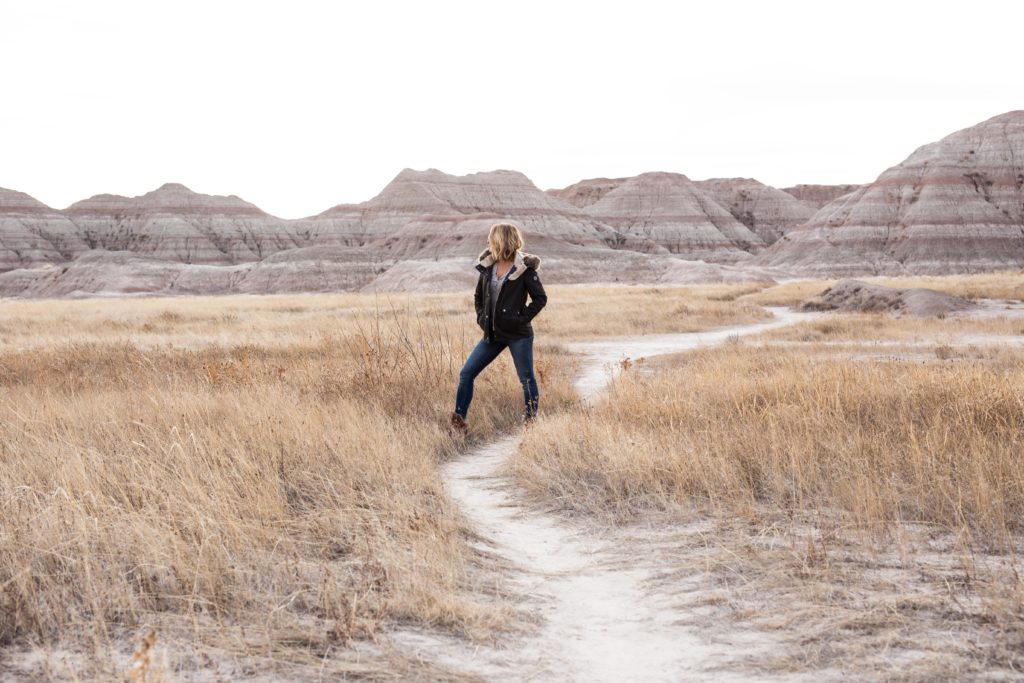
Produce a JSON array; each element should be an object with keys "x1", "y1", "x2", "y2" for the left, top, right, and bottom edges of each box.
[{"x1": 476, "y1": 248, "x2": 541, "y2": 281}]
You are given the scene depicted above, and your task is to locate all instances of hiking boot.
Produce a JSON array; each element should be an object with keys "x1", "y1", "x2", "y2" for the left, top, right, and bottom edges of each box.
[
  {"x1": 523, "y1": 399, "x2": 539, "y2": 428},
  {"x1": 448, "y1": 411, "x2": 468, "y2": 437}
]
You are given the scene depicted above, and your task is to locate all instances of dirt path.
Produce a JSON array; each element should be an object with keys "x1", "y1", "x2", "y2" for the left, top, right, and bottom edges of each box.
[{"x1": 393, "y1": 307, "x2": 820, "y2": 682}]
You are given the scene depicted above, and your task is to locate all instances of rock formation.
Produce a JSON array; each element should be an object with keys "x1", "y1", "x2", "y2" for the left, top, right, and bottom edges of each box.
[
  {"x1": 0, "y1": 188, "x2": 88, "y2": 270},
  {"x1": 7, "y1": 108, "x2": 1023, "y2": 300},
  {"x1": 361, "y1": 259, "x2": 478, "y2": 293},
  {"x1": 0, "y1": 250, "x2": 237, "y2": 298},
  {"x1": 306, "y1": 168, "x2": 650, "y2": 259},
  {"x1": 1, "y1": 170, "x2": 783, "y2": 297},
  {"x1": 0, "y1": 247, "x2": 385, "y2": 298},
  {"x1": 361, "y1": 250, "x2": 776, "y2": 293},
  {"x1": 800, "y1": 279, "x2": 975, "y2": 316},
  {"x1": 760, "y1": 111, "x2": 1024, "y2": 275},
  {"x1": 235, "y1": 246, "x2": 384, "y2": 293},
  {"x1": 0, "y1": 244, "x2": 780, "y2": 297},
  {"x1": 62, "y1": 183, "x2": 306, "y2": 265},
  {"x1": 781, "y1": 184, "x2": 863, "y2": 209},
  {"x1": 693, "y1": 178, "x2": 816, "y2": 244},
  {"x1": 545, "y1": 177, "x2": 629, "y2": 208},
  {"x1": 580, "y1": 172, "x2": 765, "y2": 263}
]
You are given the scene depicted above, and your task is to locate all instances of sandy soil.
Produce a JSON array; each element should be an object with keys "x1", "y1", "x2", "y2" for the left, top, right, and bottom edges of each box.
[{"x1": 392, "y1": 308, "x2": 822, "y2": 682}]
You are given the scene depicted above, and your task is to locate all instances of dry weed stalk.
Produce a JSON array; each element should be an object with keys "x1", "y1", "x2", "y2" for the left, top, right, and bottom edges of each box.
[{"x1": 126, "y1": 629, "x2": 162, "y2": 683}]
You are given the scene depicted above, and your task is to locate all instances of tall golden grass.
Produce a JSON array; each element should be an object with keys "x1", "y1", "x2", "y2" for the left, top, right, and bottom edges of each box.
[
  {"x1": 0, "y1": 283, "x2": 774, "y2": 354},
  {"x1": 510, "y1": 341, "x2": 1024, "y2": 676},
  {"x1": 0, "y1": 296, "x2": 578, "y2": 677},
  {"x1": 756, "y1": 311, "x2": 1024, "y2": 343},
  {"x1": 505, "y1": 273, "x2": 1024, "y2": 678},
  {"x1": 512, "y1": 345, "x2": 1024, "y2": 543},
  {"x1": 3, "y1": 276, "x2": 1022, "y2": 677},
  {"x1": 740, "y1": 270, "x2": 1024, "y2": 307},
  {"x1": 535, "y1": 284, "x2": 771, "y2": 337}
]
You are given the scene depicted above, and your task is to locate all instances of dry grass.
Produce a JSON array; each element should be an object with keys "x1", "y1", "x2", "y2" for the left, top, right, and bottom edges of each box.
[
  {"x1": 514, "y1": 346, "x2": 1024, "y2": 538},
  {"x1": 538, "y1": 284, "x2": 772, "y2": 339},
  {"x1": 869, "y1": 271, "x2": 1024, "y2": 300},
  {"x1": 510, "y1": 343, "x2": 1024, "y2": 677},
  {"x1": 5, "y1": 281, "x2": 1024, "y2": 679},
  {"x1": 638, "y1": 515, "x2": 1024, "y2": 682},
  {"x1": 0, "y1": 293, "x2": 579, "y2": 679},
  {"x1": 741, "y1": 271, "x2": 1024, "y2": 307},
  {"x1": 0, "y1": 283, "x2": 773, "y2": 352},
  {"x1": 0, "y1": 285, "x2": 763, "y2": 679},
  {"x1": 756, "y1": 311, "x2": 1024, "y2": 343}
]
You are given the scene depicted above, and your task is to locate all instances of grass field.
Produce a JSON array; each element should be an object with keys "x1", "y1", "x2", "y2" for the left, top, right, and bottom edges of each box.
[
  {"x1": 739, "y1": 270, "x2": 1024, "y2": 307},
  {"x1": 0, "y1": 296, "x2": 581, "y2": 680},
  {"x1": 2, "y1": 273, "x2": 1023, "y2": 680},
  {"x1": 510, "y1": 287, "x2": 1024, "y2": 679},
  {"x1": 0, "y1": 282, "x2": 756, "y2": 679}
]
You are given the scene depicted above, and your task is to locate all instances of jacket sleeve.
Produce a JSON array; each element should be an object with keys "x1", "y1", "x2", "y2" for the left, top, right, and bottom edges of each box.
[
  {"x1": 521, "y1": 269, "x2": 547, "y2": 322},
  {"x1": 474, "y1": 273, "x2": 484, "y2": 319}
]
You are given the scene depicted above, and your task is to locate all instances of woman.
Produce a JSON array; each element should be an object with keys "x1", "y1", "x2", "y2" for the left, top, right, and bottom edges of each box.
[{"x1": 449, "y1": 222, "x2": 547, "y2": 437}]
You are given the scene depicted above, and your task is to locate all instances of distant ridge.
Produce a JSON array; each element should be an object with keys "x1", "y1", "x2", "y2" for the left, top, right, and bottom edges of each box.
[
  {"x1": 64, "y1": 182, "x2": 268, "y2": 217},
  {"x1": 545, "y1": 177, "x2": 629, "y2": 208},
  {"x1": 580, "y1": 172, "x2": 763, "y2": 263},
  {"x1": 758, "y1": 111, "x2": 1024, "y2": 275},
  {"x1": 3, "y1": 111, "x2": 1024, "y2": 296},
  {"x1": 693, "y1": 177, "x2": 817, "y2": 244}
]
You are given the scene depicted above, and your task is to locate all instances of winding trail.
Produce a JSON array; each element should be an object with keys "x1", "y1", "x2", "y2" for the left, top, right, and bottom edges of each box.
[{"x1": 395, "y1": 308, "x2": 818, "y2": 682}]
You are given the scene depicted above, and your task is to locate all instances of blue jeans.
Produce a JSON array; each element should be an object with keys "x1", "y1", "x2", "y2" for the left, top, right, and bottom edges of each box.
[{"x1": 454, "y1": 335, "x2": 539, "y2": 419}]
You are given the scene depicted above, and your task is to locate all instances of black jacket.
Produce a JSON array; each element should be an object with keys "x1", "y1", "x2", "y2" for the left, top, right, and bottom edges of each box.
[{"x1": 474, "y1": 248, "x2": 547, "y2": 343}]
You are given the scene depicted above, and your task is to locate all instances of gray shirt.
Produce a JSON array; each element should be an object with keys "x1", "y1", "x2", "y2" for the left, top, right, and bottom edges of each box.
[{"x1": 490, "y1": 263, "x2": 512, "y2": 319}]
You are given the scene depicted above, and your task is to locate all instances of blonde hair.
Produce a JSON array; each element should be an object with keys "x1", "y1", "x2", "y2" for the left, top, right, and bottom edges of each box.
[{"x1": 487, "y1": 223, "x2": 524, "y2": 261}]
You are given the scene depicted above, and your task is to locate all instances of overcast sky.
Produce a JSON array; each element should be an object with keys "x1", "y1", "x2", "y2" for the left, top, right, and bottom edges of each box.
[{"x1": 2, "y1": 0, "x2": 1021, "y2": 218}]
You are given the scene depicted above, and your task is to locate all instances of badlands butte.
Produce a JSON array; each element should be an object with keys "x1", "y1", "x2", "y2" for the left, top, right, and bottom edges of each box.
[{"x1": 2, "y1": 110, "x2": 1023, "y2": 298}]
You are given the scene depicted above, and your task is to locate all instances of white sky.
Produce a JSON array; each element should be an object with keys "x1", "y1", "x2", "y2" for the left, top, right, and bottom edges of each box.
[{"x1": 2, "y1": 0, "x2": 1022, "y2": 218}]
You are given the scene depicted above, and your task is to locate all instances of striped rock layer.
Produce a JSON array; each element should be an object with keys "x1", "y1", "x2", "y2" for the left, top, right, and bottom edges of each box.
[
  {"x1": 306, "y1": 168, "x2": 658, "y2": 259},
  {"x1": 693, "y1": 177, "x2": 817, "y2": 244},
  {"x1": 544, "y1": 177, "x2": 629, "y2": 208},
  {"x1": 0, "y1": 188, "x2": 85, "y2": 270},
  {"x1": 4, "y1": 111, "x2": 1024, "y2": 296},
  {"x1": 580, "y1": 172, "x2": 765, "y2": 263},
  {"x1": 781, "y1": 184, "x2": 863, "y2": 209},
  {"x1": 62, "y1": 183, "x2": 307, "y2": 265},
  {"x1": 759, "y1": 111, "x2": 1024, "y2": 275}
]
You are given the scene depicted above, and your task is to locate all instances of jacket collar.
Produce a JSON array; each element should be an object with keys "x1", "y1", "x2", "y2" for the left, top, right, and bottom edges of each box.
[{"x1": 475, "y1": 248, "x2": 541, "y2": 281}]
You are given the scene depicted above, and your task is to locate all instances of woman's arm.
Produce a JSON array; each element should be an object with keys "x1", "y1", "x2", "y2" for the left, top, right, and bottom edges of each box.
[{"x1": 474, "y1": 274, "x2": 484, "y2": 320}]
